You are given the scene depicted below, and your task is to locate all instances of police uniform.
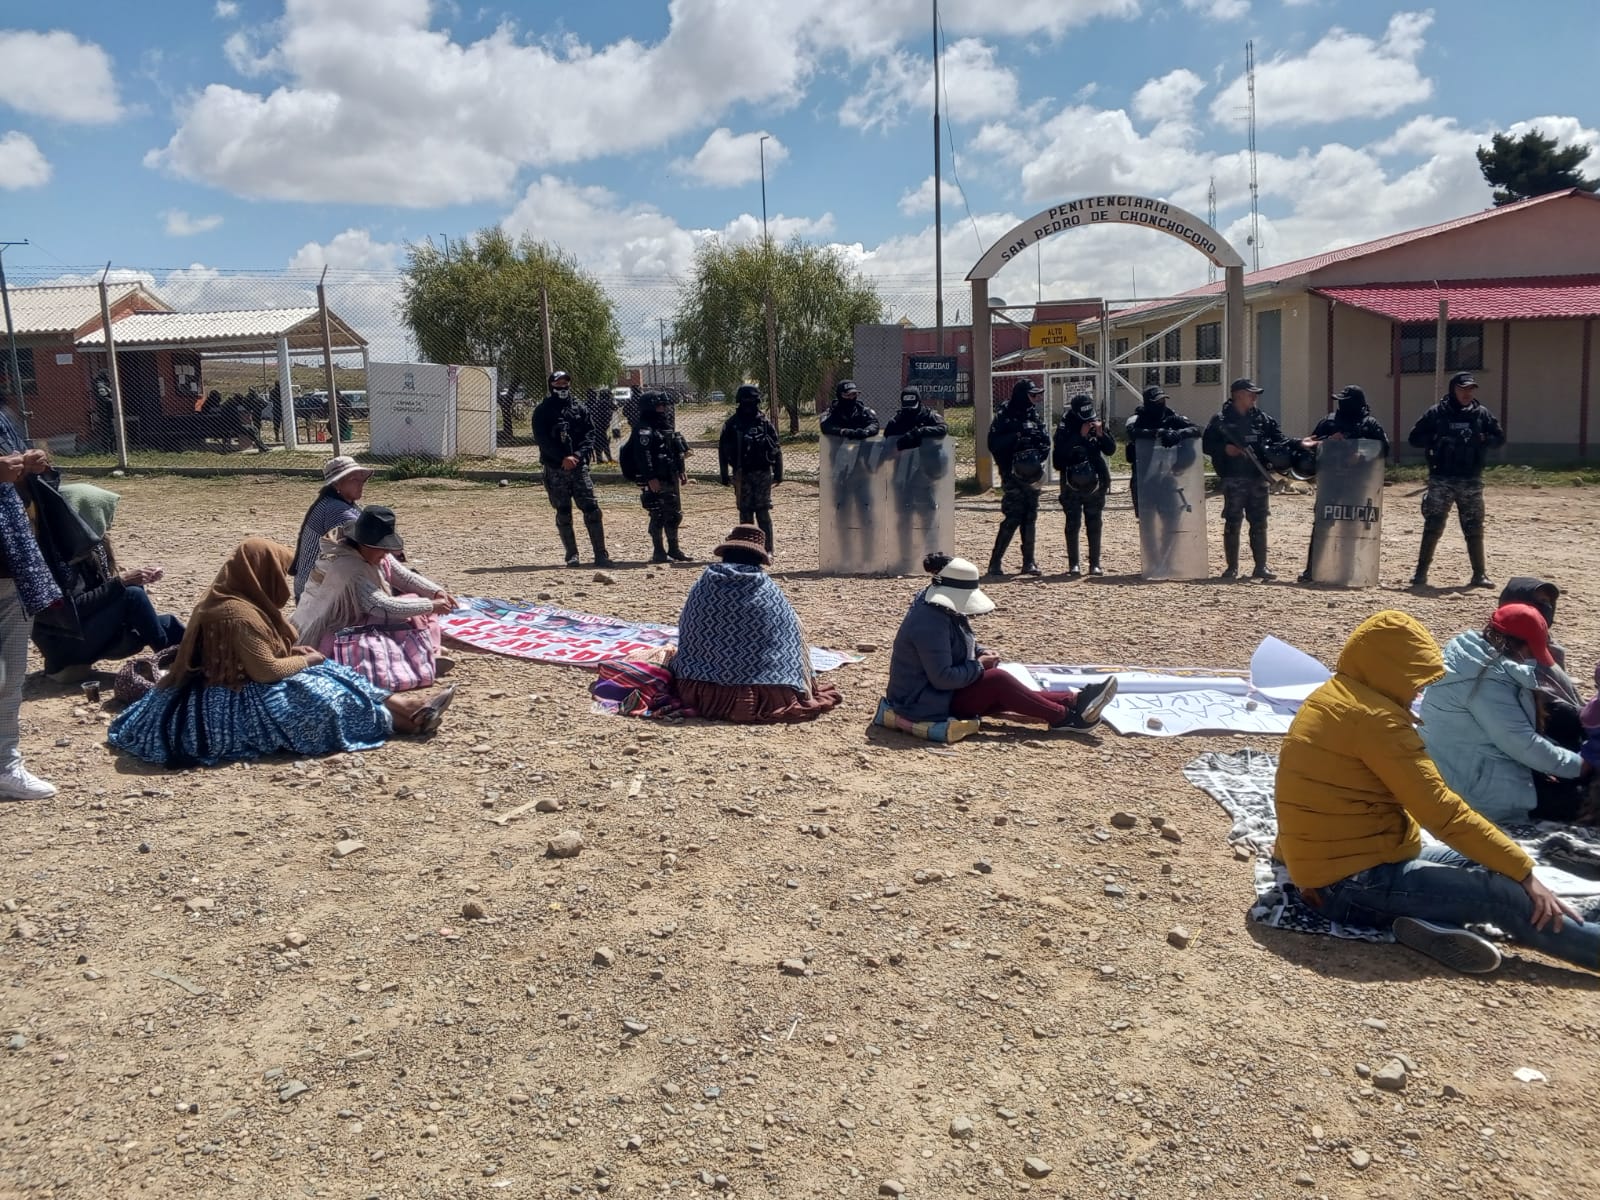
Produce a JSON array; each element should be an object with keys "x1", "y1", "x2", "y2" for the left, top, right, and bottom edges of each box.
[
  {"x1": 635, "y1": 393, "x2": 691, "y2": 563},
  {"x1": 1201, "y1": 378, "x2": 1293, "y2": 580},
  {"x1": 533, "y1": 372, "x2": 612, "y2": 567},
  {"x1": 1406, "y1": 372, "x2": 1505, "y2": 588},
  {"x1": 717, "y1": 386, "x2": 784, "y2": 552},
  {"x1": 986, "y1": 379, "x2": 1052, "y2": 576},
  {"x1": 1299, "y1": 385, "x2": 1390, "y2": 583},
  {"x1": 1123, "y1": 385, "x2": 1201, "y2": 518},
  {"x1": 820, "y1": 381, "x2": 881, "y2": 565},
  {"x1": 1053, "y1": 394, "x2": 1115, "y2": 575},
  {"x1": 884, "y1": 387, "x2": 949, "y2": 565}
]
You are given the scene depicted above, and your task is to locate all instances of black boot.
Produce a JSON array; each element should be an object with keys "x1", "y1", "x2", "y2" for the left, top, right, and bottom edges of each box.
[
  {"x1": 1466, "y1": 531, "x2": 1492, "y2": 588},
  {"x1": 1249, "y1": 525, "x2": 1275, "y2": 581},
  {"x1": 1412, "y1": 519, "x2": 1445, "y2": 587},
  {"x1": 1220, "y1": 523, "x2": 1241, "y2": 580},
  {"x1": 986, "y1": 522, "x2": 1017, "y2": 577},
  {"x1": 755, "y1": 509, "x2": 775, "y2": 555},
  {"x1": 1065, "y1": 512, "x2": 1081, "y2": 576},
  {"x1": 649, "y1": 519, "x2": 669, "y2": 564},
  {"x1": 1019, "y1": 519, "x2": 1042, "y2": 576},
  {"x1": 557, "y1": 517, "x2": 581, "y2": 568},
  {"x1": 584, "y1": 510, "x2": 614, "y2": 568},
  {"x1": 666, "y1": 522, "x2": 692, "y2": 562},
  {"x1": 1086, "y1": 510, "x2": 1104, "y2": 575}
]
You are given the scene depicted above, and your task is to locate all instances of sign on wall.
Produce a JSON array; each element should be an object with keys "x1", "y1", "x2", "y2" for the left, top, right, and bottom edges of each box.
[
  {"x1": 1028, "y1": 322, "x2": 1079, "y2": 349},
  {"x1": 905, "y1": 354, "x2": 958, "y2": 404}
]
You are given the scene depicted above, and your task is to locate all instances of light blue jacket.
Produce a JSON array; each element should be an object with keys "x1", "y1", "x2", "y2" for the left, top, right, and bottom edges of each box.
[{"x1": 1418, "y1": 630, "x2": 1583, "y2": 826}]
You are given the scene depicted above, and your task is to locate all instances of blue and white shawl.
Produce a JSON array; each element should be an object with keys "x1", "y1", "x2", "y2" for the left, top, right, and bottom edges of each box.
[
  {"x1": 291, "y1": 487, "x2": 360, "y2": 600},
  {"x1": 0, "y1": 407, "x2": 62, "y2": 617},
  {"x1": 671, "y1": 563, "x2": 810, "y2": 692}
]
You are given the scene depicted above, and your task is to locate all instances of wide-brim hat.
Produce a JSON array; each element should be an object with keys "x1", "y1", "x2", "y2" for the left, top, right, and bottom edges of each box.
[
  {"x1": 925, "y1": 557, "x2": 994, "y2": 616},
  {"x1": 713, "y1": 523, "x2": 771, "y2": 565},
  {"x1": 350, "y1": 505, "x2": 405, "y2": 552},
  {"x1": 324, "y1": 455, "x2": 374, "y2": 486}
]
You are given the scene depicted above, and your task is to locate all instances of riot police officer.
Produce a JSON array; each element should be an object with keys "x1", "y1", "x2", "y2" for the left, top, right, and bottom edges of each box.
[
  {"x1": 885, "y1": 386, "x2": 949, "y2": 567},
  {"x1": 718, "y1": 385, "x2": 783, "y2": 553},
  {"x1": 820, "y1": 380, "x2": 881, "y2": 566},
  {"x1": 1053, "y1": 393, "x2": 1115, "y2": 576},
  {"x1": 1407, "y1": 372, "x2": 1505, "y2": 588},
  {"x1": 1298, "y1": 384, "x2": 1390, "y2": 583},
  {"x1": 533, "y1": 369, "x2": 612, "y2": 568},
  {"x1": 1123, "y1": 385, "x2": 1201, "y2": 518},
  {"x1": 634, "y1": 391, "x2": 691, "y2": 563},
  {"x1": 985, "y1": 379, "x2": 1051, "y2": 577},
  {"x1": 1201, "y1": 378, "x2": 1298, "y2": 580}
]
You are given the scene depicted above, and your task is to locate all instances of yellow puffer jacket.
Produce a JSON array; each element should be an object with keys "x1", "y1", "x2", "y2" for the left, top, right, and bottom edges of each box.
[{"x1": 1275, "y1": 610, "x2": 1534, "y2": 890}]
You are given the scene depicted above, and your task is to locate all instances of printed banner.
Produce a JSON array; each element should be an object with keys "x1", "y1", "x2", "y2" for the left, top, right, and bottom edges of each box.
[{"x1": 442, "y1": 597, "x2": 860, "y2": 673}]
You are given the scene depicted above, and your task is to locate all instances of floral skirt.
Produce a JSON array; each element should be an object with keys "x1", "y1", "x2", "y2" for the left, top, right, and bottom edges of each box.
[
  {"x1": 107, "y1": 662, "x2": 393, "y2": 767},
  {"x1": 670, "y1": 677, "x2": 842, "y2": 725}
]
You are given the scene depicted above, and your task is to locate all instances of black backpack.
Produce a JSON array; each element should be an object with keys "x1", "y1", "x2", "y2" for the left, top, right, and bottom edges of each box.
[
  {"x1": 739, "y1": 421, "x2": 776, "y2": 471},
  {"x1": 618, "y1": 430, "x2": 646, "y2": 483}
]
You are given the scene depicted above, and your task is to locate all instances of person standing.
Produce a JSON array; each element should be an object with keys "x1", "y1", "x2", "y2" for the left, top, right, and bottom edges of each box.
[
  {"x1": 634, "y1": 392, "x2": 692, "y2": 564},
  {"x1": 1202, "y1": 378, "x2": 1297, "y2": 581},
  {"x1": 985, "y1": 379, "x2": 1052, "y2": 577},
  {"x1": 1298, "y1": 385, "x2": 1390, "y2": 583},
  {"x1": 718, "y1": 385, "x2": 783, "y2": 554},
  {"x1": 883, "y1": 385, "x2": 947, "y2": 447},
  {"x1": 588, "y1": 388, "x2": 617, "y2": 464},
  {"x1": 1407, "y1": 372, "x2": 1505, "y2": 589},
  {"x1": 1053, "y1": 393, "x2": 1115, "y2": 577},
  {"x1": 533, "y1": 370, "x2": 613, "y2": 568},
  {"x1": 820, "y1": 380, "x2": 881, "y2": 566},
  {"x1": 0, "y1": 403, "x2": 59, "y2": 800},
  {"x1": 1123, "y1": 385, "x2": 1200, "y2": 518}
]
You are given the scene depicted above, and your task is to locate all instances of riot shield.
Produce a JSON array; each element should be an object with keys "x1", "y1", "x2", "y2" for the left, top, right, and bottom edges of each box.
[
  {"x1": 1307, "y1": 437, "x2": 1385, "y2": 587},
  {"x1": 819, "y1": 435, "x2": 886, "y2": 574},
  {"x1": 1137, "y1": 442, "x2": 1208, "y2": 581},
  {"x1": 884, "y1": 437, "x2": 956, "y2": 575}
]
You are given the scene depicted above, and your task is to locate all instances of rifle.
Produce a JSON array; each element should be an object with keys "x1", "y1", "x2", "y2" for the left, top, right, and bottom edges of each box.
[{"x1": 1216, "y1": 414, "x2": 1294, "y2": 493}]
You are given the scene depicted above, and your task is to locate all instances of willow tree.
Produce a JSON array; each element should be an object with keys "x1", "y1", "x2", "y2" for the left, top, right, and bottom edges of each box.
[
  {"x1": 673, "y1": 238, "x2": 884, "y2": 432},
  {"x1": 400, "y1": 229, "x2": 622, "y2": 392}
]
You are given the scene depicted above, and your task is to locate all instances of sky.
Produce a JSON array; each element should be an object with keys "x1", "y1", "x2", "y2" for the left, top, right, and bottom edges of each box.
[{"x1": 1, "y1": 0, "x2": 1597, "y2": 358}]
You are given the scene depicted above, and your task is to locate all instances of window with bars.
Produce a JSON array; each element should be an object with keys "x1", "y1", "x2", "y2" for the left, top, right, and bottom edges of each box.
[
  {"x1": 0, "y1": 348, "x2": 36, "y2": 401},
  {"x1": 1195, "y1": 322, "x2": 1221, "y2": 385},
  {"x1": 1143, "y1": 339, "x2": 1160, "y2": 387},
  {"x1": 1163, "y1": 330, "x2": 1182, "y2": 385},
  {"x1": 1398, "y1": 322, "x2": 1484, "y2": 374}
]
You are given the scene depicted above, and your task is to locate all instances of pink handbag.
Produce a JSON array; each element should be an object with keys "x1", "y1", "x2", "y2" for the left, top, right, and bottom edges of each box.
[{"x1": 329, "y1": 618, "x2": 437, "y2": 692}]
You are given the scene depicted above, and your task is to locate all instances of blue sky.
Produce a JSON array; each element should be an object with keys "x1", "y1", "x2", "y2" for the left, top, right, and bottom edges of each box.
[{"x1": 2, "y1": 0, "x2": 1597, "y2": 345}]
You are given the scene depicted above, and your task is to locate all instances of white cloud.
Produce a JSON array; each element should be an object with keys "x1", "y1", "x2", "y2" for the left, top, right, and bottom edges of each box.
[
  {"x1": 215, "y1": 0, "x2": 240, "y2": 16},
  {"x1": 1182, "y1": 0, "x2": 1250, "y2": 18},
  {"x1": 840, "y1": 38, "x2": 1018, "y2": 131},
  {"x1": 163, "y1": 210, "x2": 224, "y2": 237},
  {"x1": 1210, "y1": 11, "x2": 1434, "y2": 130},
  {"x1": 0, "y1": 131, "x2": 50, "y2": 189},
  {"x1": 288, "y1": 228, "x2": 403, "y2": 272},
  {"x1": 673, "y1": 128, "x2": 785, "y2": 188},
  {"x1": 147, "y1": 1, "x2": 1139, "y2": 205},
  {"x1": 1131, "y1": 68, "x2": 1206, "y2": 126},
  {"x1": 222, "y1": 31, "x2": 280, "y2": 77},
  {"x1": 0, "y1": 30, "x2": 122, "y2": 124},
  {"x1": 897, "y1": 175, "x2": 964, "y2": 217}
]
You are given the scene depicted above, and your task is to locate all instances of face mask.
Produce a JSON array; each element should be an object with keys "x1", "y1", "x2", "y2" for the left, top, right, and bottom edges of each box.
[
  {"x1": 900, "y1": 395, "x2": 919, "y2": 409},
  {"x1": 555, "y1": 387, "x2": 571, "y2": 399}
]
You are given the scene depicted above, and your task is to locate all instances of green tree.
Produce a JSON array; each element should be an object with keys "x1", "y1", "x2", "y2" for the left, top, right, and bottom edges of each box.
[
  {"x1": 399, "y1": 229, "x2": 623, "y2": 394},
  {"x1": 1476, "y1": 130, "x2": 1598, "y2": 206},
  {"x1": 673, "y1": 238, "x2": 884, "y2": 433}
]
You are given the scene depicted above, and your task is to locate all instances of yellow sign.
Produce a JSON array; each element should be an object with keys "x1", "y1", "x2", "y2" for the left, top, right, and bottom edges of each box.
[{"x1": 1029, "y1": 321, "x2": 1079, "y2": 348}]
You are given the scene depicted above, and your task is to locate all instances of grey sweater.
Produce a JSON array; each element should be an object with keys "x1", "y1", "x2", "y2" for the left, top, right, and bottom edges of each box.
[{"x1": 884, "y1": 591, "x2": 985, "y2": 722}]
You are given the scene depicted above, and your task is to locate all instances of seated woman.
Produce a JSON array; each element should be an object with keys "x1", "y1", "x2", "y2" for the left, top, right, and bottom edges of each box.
[
  {"x1": 884, "y1": 553, "x2": 1115, "y2": 730},
  {"x1": 293, "y1": 505, "x2": 454, "y2": 690},
  {"x1": 291, "y1": 456, "x2": 374, "y2": 601},
  {"x1": 32, "y1": 483, "x2": 184, "y2": 683},
  {"x1": 668, "y1": 524, "x2": 842, "y2": 724},
  {"x1": 1499, "y1": 576, "x2": 1580, "y2": 704},
  {"x1": 1418, "y1": 603, "x2": 1586, "y2": 827},
  {"x1": 109, "y1": 539, "x2": 454, "y2": 768},
  {"x1": 1276, "y1": 609, "x2": 1596, "y2": 974}
]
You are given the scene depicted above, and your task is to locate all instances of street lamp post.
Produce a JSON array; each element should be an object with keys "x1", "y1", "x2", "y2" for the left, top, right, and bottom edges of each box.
[{"x1": 758, "y1": 136, "x2": 771, "y2": 246}]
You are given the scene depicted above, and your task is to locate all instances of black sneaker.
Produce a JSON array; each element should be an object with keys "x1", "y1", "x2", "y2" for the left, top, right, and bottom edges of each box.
[
  {"x1": 594, "y1": 556, "x2": 617, "y2": 569},
  {"x1": 1392, "y1": 916, "x2": 1502, "y2": 974},
  {"x1": 650, "y1": 551, "x2": 670, "y2": 564},
  {"x1": 1410, "y1": 572, "x2": 1428, "y2": 588},
  {"x1": 1219, "y1": 566, "x2": 1239, "y2": 581},
  {"x1": 1297, "y1": 571, "x2": 1313, "y2": 584},
  {"x1": 1066, "y1": 564, "x2": 1082, "y2": 578},
  {"x1": 1468, "y1": 573, "x2": 1494, "y2": 589},
  {"x1": 1055, "y1": 676, "x2": 1119, "y2": 729},
  {"x1": 983, "y1": 565, "x2": 1006, "y2": 580},
  {"x1": 565, "y1": 553, "x2": 582, "y2": 568},
  {"x1": 1089, "y1": 564, "x2": 1104, "y2": 576},
  {"x1": 1252, "y1": 565, "x2": 1277, "y2": 581},
  {"x1": 667, "y1": 549, "x2": 693, "y2": 562},
  {"x1": 1020, "y1": 562, "x2": 1043, "y2": 577}
]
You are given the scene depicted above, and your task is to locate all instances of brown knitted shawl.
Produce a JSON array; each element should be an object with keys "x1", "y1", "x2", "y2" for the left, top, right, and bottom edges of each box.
[{"x1": 160, "y1": 539, "x2": 300, "y2": 690}]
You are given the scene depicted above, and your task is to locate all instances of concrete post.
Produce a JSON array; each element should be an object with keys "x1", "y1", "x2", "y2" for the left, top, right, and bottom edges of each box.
[
  {"x1": 277, "y1": 336, "x2": 298, "y2": 451},
  {"x1": 1224, "y1": 265, "x2": 1245, "y2": 388},
  {"x1": 972, "y1": 278, "x2": 992, "y2": 489}
]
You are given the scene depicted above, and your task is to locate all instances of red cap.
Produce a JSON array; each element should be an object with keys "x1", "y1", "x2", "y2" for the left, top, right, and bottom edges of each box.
[{"x1": 1489, "y1": 602, "x2": 1555, "y2": 667}]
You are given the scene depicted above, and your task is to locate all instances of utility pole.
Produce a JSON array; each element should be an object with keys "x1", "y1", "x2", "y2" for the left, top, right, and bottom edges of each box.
[
  {"x1": 0, "y1": 240, "x2": 29, "y2": 437},
  {"x1": 316, "y1": 267, "x2": 343, "y2": 456},
  {"x1": 1245, "y1": 40, "x2": 1262, "y2": 273},
  {"x1": 932, "y1": 0, "x2": 944, "y2": 351},
  {"x1": 759, "y1": 135, "x2": 771, "y2": 246},
  {"x1": 759, "y1": 134, "x2": 780, "y2": 430}
]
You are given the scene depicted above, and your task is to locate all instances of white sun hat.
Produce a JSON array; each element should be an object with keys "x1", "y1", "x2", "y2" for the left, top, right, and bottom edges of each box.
[{"x1": 924, "y1": 557, "x2": 995, "y2": 616}]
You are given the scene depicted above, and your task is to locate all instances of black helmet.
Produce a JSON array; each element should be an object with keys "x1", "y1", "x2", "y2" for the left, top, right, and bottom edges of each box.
[
  {"x1": 899, "y1": 386, "x2": 921, "y2": 408},
  {"x1": 549, "y1": 370, "x2": 571, "y2": 390},
  {"x1": 1064, "y1": 458, "x2": 1099, "y2": 495},
  {"x1": 1290, "y1": 443, "x2": 1319, "y2": 479},
  {"x1": 735, "y1": 384, "x2": 761, "y2": 406},
  {"x1": 835, "y1": 379, "x2": 859, "y2": 401},
  {"x1": 1262, "y1": 442, "x2": 1295, "y2": 474},
  {"x1": 1010, "y1": 453, "x2": 1046, "y2": 486},
  {"x1": 1141, "y1": 385, "x2": 1169, "y2": 405},
  {"x1": 1169, "y1": 437, "x2": 1198, "y2": 473}
]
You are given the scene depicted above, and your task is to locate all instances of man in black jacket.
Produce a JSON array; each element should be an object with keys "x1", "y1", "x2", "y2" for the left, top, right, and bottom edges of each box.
[
  {"x1": 820, "y1": 379, "x2": 880, "y2": 440},
  {"x1": 633, "y1": 392, "x2": 691, "y2": 564},
  {"x1": 1054, "y1": 393, "x2": 1115, "y2": 576},
  {"x1": 1202, "y1": 378, "x2": 1298, "y2": 580},
  {"x1": 1298, "y1": 384, "x2": 1390, "y2": 583},
  {"x1": 885, "y1": 386, "x2": 949, "y2": 565},
  {"x1": 820, "y1": 380, "x2": 880, "y2": 566},
  {"x1": 532, "y1": 369, "x2": 612, "y2": 568},
  {"x1": 883, "y1": 385, "x2": 946, "y2": 447},
  {"x1": 717, "y1": 385, "x2": 783, "y2": 553},
  {"x1": 985, "y1": 379, "x2": 1052, "y2": 577},
  {"x1": 1123, "y1": 385, "x2": 1201, "y2": 517},
  {"x1": 1407, "y1": 372, "x2": 1505, "y2": 588}
]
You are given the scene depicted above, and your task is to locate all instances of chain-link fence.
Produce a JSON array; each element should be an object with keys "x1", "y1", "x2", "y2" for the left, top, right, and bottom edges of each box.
[{"x1": 0, "y1": 261, "x2": 993, "y2": 480}]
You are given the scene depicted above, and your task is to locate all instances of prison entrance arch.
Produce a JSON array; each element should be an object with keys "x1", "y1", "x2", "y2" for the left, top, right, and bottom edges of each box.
[{"x1": 968, "y1": 195, "x2": 1246, "y2": 487}]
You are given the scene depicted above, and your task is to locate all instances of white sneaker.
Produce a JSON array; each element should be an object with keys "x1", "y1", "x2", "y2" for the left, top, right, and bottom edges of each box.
[{"x1": 0, "y1": 766, "x2": 58, "y2": 801}]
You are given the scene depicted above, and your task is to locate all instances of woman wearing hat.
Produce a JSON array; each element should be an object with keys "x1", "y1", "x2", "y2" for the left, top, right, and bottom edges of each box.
[
  {"x1": 291, "y1": 456, "x2": 375, "y2": 601},
  {"x1": 884, "y1": 554, "x2": 1116, "y2": 730},
  {"x1": 668, "y1": 524, "x2": 841, "y2": 724},
  {"x1": 294, "y1": 506, "x2": 456, "y2": 689},
  {"x1": 1418, "y1": 603, "x2": 1588, "y2": 827}
]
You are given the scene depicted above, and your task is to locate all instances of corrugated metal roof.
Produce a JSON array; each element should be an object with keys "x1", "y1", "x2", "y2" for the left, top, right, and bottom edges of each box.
[
  {"x1": 5, "y1": 283, "x2": 158, "y2": 335},
  {"x1": 77, "y1": 307, "x2": 367, "y2": 350},
  {"x1": 1105, "y1": 188, "x2": 1598, "y2": 324},
  {"x1": 1311, "y1": 275, "x2": 1600, "y2": 322}
]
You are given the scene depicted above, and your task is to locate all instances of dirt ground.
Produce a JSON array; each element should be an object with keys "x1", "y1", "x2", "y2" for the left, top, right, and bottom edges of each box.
[{"x1": 1, "y1": 471, "x2": 1597, "y2": 1200}]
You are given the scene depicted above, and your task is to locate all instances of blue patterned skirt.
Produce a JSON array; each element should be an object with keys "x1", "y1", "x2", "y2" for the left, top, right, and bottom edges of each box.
[{"x1": 108, "y1": 662, "x2": 394, "y2": 767}]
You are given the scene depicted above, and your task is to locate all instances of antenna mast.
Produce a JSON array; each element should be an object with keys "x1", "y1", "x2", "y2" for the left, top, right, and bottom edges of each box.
[
  {"x1": 1207, "y1": 176, "x2": 1218, "y2": 284},
  {"x1": 1245, "y1": 39, "x2": 1261, "y2": 272},
  {"x1": 932, "y1": 0, "x2": 944, "y2": 346}
]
